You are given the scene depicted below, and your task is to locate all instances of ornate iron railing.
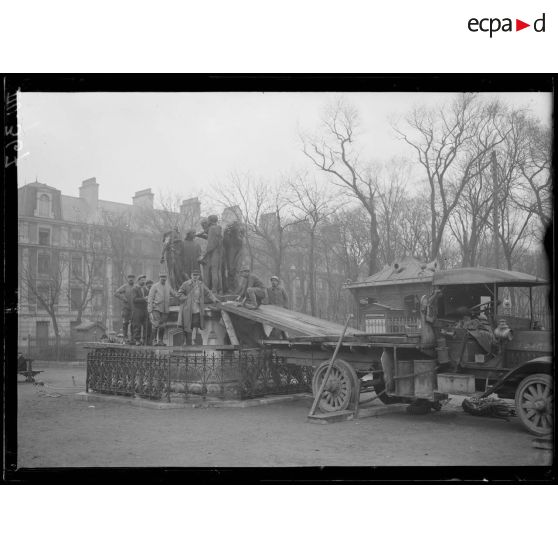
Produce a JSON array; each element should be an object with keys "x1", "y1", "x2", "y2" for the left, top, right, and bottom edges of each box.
[{"x1": 86, "y1": 347, "x2": 313, "y2": 401}]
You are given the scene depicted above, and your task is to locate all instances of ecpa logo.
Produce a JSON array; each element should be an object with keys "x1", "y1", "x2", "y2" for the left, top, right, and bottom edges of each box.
[{"x1": 468, "y1": 13, "x2": 546, "y2": 37}]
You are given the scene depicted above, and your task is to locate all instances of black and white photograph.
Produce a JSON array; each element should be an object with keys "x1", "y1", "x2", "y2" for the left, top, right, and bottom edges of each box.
[{"x1": 6, "y1": 78, "x2": 553, "y2": 477}]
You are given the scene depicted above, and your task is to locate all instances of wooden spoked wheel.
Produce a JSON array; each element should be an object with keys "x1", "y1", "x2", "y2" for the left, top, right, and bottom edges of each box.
[
  {"x1": 515, "y1": 373, "x2": 553, "y2": 436},
  {"x1": 312, "y1": 360, "x2": 356, "y2": 413}
]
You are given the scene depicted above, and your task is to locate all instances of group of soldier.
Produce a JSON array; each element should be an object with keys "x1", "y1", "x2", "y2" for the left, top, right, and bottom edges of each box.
[{"x1": 112, "y1": 215, "x2": 289, "y2": 346}]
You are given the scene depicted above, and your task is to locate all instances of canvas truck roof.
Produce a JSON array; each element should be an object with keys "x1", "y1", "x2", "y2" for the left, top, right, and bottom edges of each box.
[{"x1": 433, "y1": 267, "x2": 548, "y2": 287}]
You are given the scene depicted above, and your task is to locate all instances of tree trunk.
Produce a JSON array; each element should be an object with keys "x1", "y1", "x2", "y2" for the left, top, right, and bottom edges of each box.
[
  {"x1": 309, "y1": 229, "x2": 316, "y2": 316},
  {"x1": 368, "y1": 208, "x2": 380, "y2": 275},
  {"x1": 51, "y1": 312, "x2": 61, "y2": 360}
]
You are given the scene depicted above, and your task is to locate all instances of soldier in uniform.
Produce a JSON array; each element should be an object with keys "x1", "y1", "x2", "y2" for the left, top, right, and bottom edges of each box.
[
  {"x1": 177, "y1": 269, "x2": 219, "y2": 346},
  {"x1": 147, "y1": 272, "x2": 179, "y2": 346},
  {"x1": 236, "y1": 265, "x2": 266, "y2": 309},
  {"x1": 131, "y1": 275, "x2": 150, "y2": 345},
  {"x1": 114, "y1": 273, "x2": 136, "y2": 342},
  {"x1": 266, "y1": 275, "x2": 289, "y2": 308}
]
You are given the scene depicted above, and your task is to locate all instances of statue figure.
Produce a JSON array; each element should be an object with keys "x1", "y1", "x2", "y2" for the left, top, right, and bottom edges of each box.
[
  {"x1": 160, "y1": 226, "x2": 187, "y2": 290},
  {"x1": 182, "y1": 229, "x2": 202, "y2": 279},
  {"x1": 199, "y1": 215, "x2": 223, "y2": 294},
  {"x1": 223, "y1": 220, "x2": 246, "y2": 293}
]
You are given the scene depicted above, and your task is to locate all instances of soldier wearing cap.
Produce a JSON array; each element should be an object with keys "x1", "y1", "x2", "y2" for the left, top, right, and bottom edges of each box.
[
  {"x1": 114, "y1": 273, "x2": 136, "y2": 342},
  {"x1": 177, "y1": 269, "x2": 219, "y2": 345},
  {"x1": 182, "y1": 228, "x2": 202, "y2": 279},
  {"x1": 266, "y1": 275, "x2": 289, "y2": 308},
  {"x1": 236, "y1": 265, "x2": 266, "y2": 309},
  {"x1": 131, "y1": 275, "x2": 150, "y2": 345},
  {"x1": 147, "y1": 272, "x2": 179, "y2": 346}
]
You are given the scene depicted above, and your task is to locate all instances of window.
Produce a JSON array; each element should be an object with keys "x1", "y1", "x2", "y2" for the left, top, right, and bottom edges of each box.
[
  {"x1": 38, "y1": 194, "x2": 50, "y2": 217},
  {"x1": 27, "y1": 286, "x2": 36, "y2": 306},
  {"x1": 404, "y1": 294, "x2": 419, "y2": 313},
  {"x1": 71, "y1": 230, "x2": 82, "y2": 247},
  {"x1": 365, "y1": 314, "x2": 386, "y2": 334},
  {"x1": 70, "y1": 288, "x2": 82, "y2": 311},
  {"x1": 37, "y1": 285, "x2": 50, "y2": 310},
  {"x1": 71, "y1": 256, "x2": 83, "y2": 278},
  {"x1": 93, "y1": 260, "x2": 104, "y2": 279},
  {"x1": 39, "y1": 228, "x2": 50, "y2": 246},
  {"x1": 37, "y1": 253, "x2": 51, "y2": 274},
  {"x1": 92, "y1": 289, "x2": 104, "y2": 310},
  {"x1": 36, "y1": 321, "x2": 49, "y2": 346}
]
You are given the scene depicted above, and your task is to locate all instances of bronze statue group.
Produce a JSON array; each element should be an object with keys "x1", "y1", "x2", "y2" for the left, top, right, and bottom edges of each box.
[{"x1": 113, "y1": 216, "x2": 289, "y2": 346}]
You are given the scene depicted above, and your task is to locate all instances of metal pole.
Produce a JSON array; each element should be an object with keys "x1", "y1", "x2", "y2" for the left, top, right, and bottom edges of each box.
[{"x1": 308, "y1": 314, "x2": 353, "y2": 417}]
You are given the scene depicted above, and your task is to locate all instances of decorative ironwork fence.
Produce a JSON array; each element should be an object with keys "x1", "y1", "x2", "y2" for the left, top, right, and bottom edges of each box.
[{"x1": 86, "y1": 347, "x2": 313, "y2": 401}]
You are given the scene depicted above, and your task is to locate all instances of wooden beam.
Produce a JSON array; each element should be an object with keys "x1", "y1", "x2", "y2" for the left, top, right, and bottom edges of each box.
[{"x1": 220, "y1": 311, "x2": 239, "y2": 346}]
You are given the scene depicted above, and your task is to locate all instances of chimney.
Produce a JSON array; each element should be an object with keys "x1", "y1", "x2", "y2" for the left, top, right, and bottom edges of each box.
[
  {"x1": 222, "y1": 205, "x2": 243, "y2": 225},
  {"x1": 79, "y1": 177, "x2": 99, "y2": 217},
  {"x1": 180, "y1": 197, "x2": 201, "y2": 224},
  {"x1": 132, "y1": 188, "x2": 154, "y2": 209}
]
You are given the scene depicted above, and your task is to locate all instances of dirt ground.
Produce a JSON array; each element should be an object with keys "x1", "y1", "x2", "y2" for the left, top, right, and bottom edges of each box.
[{"x1": 15, "y1": 365, "x2": 552, "y2": 468}]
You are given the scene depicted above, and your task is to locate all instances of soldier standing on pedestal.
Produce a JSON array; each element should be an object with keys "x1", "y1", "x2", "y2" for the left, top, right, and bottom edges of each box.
[
  {"x1": 131, "y1": 275, "x2": 149, "y2": 346},
  {"x1": 114, "y1": 273, "x2": 136, "y2": 343}
]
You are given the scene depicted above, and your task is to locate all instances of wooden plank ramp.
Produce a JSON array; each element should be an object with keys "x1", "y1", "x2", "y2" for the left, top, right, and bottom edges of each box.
[{"x1": 216, "y1": 303, "x2": 365, "y2": 338}]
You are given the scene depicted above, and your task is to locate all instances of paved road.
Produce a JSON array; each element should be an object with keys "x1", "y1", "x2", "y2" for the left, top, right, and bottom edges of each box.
[{"x1": 15, "y1": 366, "x2": 552, "y2": 468}]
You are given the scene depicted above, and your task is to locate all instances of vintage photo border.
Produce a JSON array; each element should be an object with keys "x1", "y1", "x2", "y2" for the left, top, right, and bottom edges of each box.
[{"x1": 3, "y1": 73, "x2": 556, "y2": 484}]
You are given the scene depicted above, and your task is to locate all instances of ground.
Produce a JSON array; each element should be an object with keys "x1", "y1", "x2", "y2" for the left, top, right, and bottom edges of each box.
[{"x1": 15, "y1": 364, "x2": 552, "y2": 468}]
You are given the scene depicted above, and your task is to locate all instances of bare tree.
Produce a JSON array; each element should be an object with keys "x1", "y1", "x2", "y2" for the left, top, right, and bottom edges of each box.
[
  {"x1": 286, "y1": 173, "x2": 338, "y2": 316},
  {"x1": 66, "y1": 225, "x2": 107, "y2": 325},
  {"x1": 512, "y1": 115, "x2": 552, "y2": 233},
  {"x1": 397, "y1": 188, "x2": 432, "y2": 262},
  {"x1": 302, "y1": 98, "x2": 381, "y2": 275},
  {"x1": 376, "y1": 158, "x2": 411, "y2": 264},
  {"x1": 134, "y1": 190, "x2": 200, "y2": 237},
  {"x1": 21, "y1": 251, "x2": 67, "y2": 356},
  {"x1": 448, "y1": 160, "x2": 494, "y2": 267},
  {"x1": 394, "y1": 93, "x2": 509, "y2": 260},
  {"x1": 215, "y1": 172, "x2": 297, "y2": 277}
]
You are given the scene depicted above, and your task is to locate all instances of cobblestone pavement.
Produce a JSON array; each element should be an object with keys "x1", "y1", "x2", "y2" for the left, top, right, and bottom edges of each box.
[{"x1": 14, "y1": 365, "x2": 552, "y2": 468}]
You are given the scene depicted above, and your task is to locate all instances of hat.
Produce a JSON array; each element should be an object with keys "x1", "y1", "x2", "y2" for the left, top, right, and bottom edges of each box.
[
  {"x1": 159, "y1": 272, "x2": 167, "y2": 278},
  {"x1": 208, "y1": 214, "x2": 218, "y2": 223},
  {"x1": 270, "y1": 275, "x2": 279, "y2": 281},
  {"x1": 137, "y1": 274, "x2": 146, "y2": 281},
  {"x1": 240, "y1": 264, "x2": 250, "y2": 272},
  {"x1": 146, "y1": 279, "x2": 153, "y2": 285},
  {"x1": 127, "y1": 273, "x2": 136, "y2": 278},
  {"x1": 191, "y1": 269, "x2": 201, "y2": 276}
]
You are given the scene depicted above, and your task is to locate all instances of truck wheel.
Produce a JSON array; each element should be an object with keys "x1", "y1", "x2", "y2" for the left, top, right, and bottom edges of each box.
[
  {"x1": 515, "y1": 373, "x2": 553, "y2": 436},
  {"x1": 312, "y1": 360, "x2": 357, "y2": 413}
]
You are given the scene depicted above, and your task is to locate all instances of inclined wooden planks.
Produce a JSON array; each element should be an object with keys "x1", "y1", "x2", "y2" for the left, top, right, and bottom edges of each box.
[{"x1": 216, "y1": 303, "x2": 365, "y2": 337}]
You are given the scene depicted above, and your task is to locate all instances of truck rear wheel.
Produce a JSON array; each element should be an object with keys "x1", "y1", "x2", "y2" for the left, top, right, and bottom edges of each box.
[
  {"x1": 515, "y1": 373, "x2": 553, "y2": 436},
  {"x1": 312, "y1": 360, "x2": 357, "y2": 413}
]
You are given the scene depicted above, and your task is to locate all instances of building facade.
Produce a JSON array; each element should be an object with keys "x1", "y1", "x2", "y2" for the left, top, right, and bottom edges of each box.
[{"x1": 17, "y1": 178, "x2": 202, "y2": 346}]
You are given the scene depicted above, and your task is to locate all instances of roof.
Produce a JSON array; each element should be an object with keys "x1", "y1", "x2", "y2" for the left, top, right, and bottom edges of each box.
[
  {"x1": 433, "y1": 267, "x2": 548, "y2": 287},
  {"x1": 216, "y1": 303, "x2": 365, "y2": 337},
  {"x1": 345, "y1": 256, "x2": 436, "y2": 289}
]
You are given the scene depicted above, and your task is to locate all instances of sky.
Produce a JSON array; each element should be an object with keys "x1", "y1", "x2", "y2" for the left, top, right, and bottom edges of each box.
[{"x1": 17, "y1": 91, "x2": 552, "y2": 206}]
